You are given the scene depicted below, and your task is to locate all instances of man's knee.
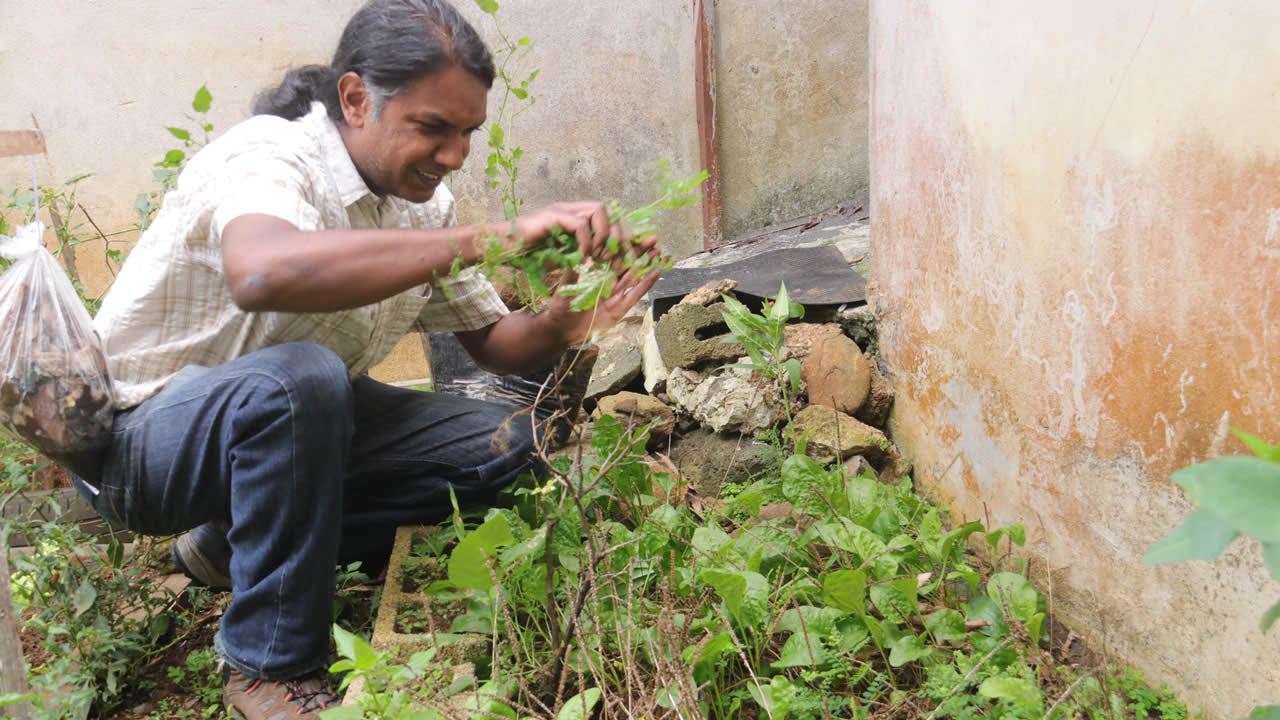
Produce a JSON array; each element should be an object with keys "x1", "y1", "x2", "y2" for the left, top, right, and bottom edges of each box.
[{"x1": 244, "y1": 343, "x2": 353, "y2": 415}]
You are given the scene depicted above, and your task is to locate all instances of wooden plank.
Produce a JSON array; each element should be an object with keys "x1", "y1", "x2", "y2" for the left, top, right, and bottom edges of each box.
[
  {"x1": 0, "y1": 540, "x2": 33, "y2": 719},
  {"x1": 694, "y1": 0, "x2": 723, "y2": 250},
  {"x1": 0, "y1": 131, "x2": 45, "y2": 159}
]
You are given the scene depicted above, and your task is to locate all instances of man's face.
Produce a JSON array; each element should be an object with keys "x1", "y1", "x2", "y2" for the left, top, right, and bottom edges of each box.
[{"x1": 344, "y1": 65, "x2": 488, "y2": 203}]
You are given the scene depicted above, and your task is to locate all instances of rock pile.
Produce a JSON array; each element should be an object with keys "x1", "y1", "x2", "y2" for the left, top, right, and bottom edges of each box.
[{"x1": 583, "y1": 280, "x2": 911, "y2": 493}]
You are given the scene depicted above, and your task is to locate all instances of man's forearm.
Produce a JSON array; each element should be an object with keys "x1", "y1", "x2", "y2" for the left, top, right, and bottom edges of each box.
[
  {"x1": 454, "y1": 310, "x2": 574, "y2": 376},
  {"x1": 222, "y1": 214, "x2": 495, "y2": 313}
]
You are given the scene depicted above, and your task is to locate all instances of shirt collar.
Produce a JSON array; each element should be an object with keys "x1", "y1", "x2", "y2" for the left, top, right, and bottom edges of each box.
[{"x1": 306, "y1": 102, "x2": 377, "y2": 208}]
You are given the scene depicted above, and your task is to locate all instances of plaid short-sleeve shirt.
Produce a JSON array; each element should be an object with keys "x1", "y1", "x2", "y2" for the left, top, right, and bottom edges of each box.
[{"x1": 94, "y1": 102, "x2": 507, "y2": 409}]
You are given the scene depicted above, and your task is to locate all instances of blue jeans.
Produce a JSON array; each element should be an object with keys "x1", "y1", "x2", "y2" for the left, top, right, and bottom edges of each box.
[{"x1": 70, "y1": 342, "x2": 539, "y2": 680}]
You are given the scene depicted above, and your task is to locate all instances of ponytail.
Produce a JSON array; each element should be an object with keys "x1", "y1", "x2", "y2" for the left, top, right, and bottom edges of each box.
[
  {"x1": 251, "y1": 1, "x2": 494, "y2": 124},
  {"x1": 251, "y1": 65, "x2": 341, "y2": 121}
]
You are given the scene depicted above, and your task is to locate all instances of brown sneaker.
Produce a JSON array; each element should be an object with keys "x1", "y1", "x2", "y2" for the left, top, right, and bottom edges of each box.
[{"x1": 223, "y1": 667, "x2": 339, "y2": 719}]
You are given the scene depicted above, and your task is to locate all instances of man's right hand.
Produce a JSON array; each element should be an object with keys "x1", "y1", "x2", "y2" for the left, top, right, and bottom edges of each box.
[{"x1": 493, "y1": 201, "x2": 622, "y2": 259}]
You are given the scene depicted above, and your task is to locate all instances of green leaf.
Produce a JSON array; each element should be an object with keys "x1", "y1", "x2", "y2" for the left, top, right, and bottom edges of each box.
[
  {"x1": 888, "y1": 633, "x2": 931, "y2": 667},
  {"x1": 192, "y1": 84, "x2": 213, "y2": 113},
  {"x1": 692, "y1": 526, "x2": 735, "y2": 557},
  {"x1": 818, "y1": 522, "x2": 897, "y2": 579},
  {"x1": 333, "y1": 622, "x2": 358, "y2": 661},
  {"x1": 783, "y1": 357, "x2": 803, "y2": 395},
  {"x1": 965, "y1": 595, "x2": 1009, "y2": 637},
  {"x1": 924, "y1": 608, "x2": 967, "y2": 643},
  {"x1": 986, "y1": 573, "x2": 1041, "y2": 625},
  {"x1": 776, "y1": 606, "x2": 843, "y2": 637},
  {"x1": 510, "y1": 88, "x2": 528, "y2": 100},
  {"x1": 700, "y1": 568, "x2": 769, "y2": 628},
  {"x1": 473, "y1": 0, "x2": 499, "y2": 13},
  {"x1": 748, "y1": 676, "x2": 796, "y2": 720},
  {"x1": 783, "y1": 454, "x2": 835, "y2": 516},
  {"x1": 870, "y1": 577, "x2": 918, "y2": 624},
  {"x1": 449, "y1": 513, "x2": 514, "y2": 590},
  {"x1": 167, "y1": 127, "x2": 191, "y2": 141},
  {"x1": 1173, "y1": 456, "x2": 1280, "y2": 543},
  {"x1": 1247, "y1": 706, "x2": 1280, "y2": 720},
  {"x1": 1233, "y1": 429, "x2": 1280, "y2": 463},
  {"x1": 1262, "y1": 600, "x2": 1280, "y2": 632},
  {"x1": 938, "y1": 521, "x2": 985, "y2": 562},
  {"x1": 823, "y1": 569, "x2": 868, "y2": 616},
  {"x1": 769, "y1": 282, "x2": 792, "y2": 327},
  {"x1": 72, "y1": 578, "x2": 96, "y2": 618},
  {"x1": 774, "y1": 632, "x2": 827, "y2": 668},
  {"x1": 319, "y1": 707, "x2": 365, "y2": 720},
  {"x1": 157, "y1": 149, "x2": 186, "y2": 167},
  {"x1": 1144, "y1": 508, "x2": 1240, "y2": 565},
  {"x1": 978, "y1": 676, "x2": 1042, "y2": 708},
  {"x1": 556, "y1": 688, "x2": 601, "y2": 720}
]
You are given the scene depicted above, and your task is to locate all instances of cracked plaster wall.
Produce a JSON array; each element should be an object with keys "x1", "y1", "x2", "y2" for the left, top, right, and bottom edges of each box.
[
  {"x1": 0, "y1": 0, "x2": 867, "y2": 381},
  {"x1": 870, "y1": 2, "x2": 1280, "y2": 716}
]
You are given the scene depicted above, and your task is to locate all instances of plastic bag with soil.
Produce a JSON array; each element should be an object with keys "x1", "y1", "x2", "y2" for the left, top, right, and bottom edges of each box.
[{"x1": 0, "y1": 222, "x2": 114, "y2": 454}]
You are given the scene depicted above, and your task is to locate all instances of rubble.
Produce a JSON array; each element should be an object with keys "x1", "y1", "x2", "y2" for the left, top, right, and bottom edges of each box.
[
  {"x1": 641, "y1": 307, "x2": 668, "y2": 393},
  {"x1": 584, "y1": 315, "x2": 644, "y2": 401},
  {"x1": 667, "y1": 365, "x2": 790, "y2": 435},
  {"x1": 855, "y1": 361, "x2": 894, "y2": 428},
  {"x1": 668, "y1": 428, "x2": 769, "y2": 498}
]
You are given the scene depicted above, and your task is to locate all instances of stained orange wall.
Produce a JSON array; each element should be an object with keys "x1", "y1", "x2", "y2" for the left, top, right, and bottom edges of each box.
[{"x1": 871, "y1": 2, "x2": 1280, "y2": 715}]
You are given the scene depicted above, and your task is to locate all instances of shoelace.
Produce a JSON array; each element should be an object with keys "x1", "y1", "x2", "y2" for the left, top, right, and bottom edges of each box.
[{"x1": 280, "y1": 677, "x2": 339, "y2": 712}]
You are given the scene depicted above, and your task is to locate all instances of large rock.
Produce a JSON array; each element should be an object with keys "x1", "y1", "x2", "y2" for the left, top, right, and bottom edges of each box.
[
  {"x1": 855, "y1": 361, "x2": 894, "y2": 429},
  {"x1": 594, "y1": 391, "x2": 676, "y2": 448},
  {"x1": 668, "y1": 365, "x2": 789, "y2": 435},
  {"x1": 585, "y1": 315, "x2": 644, "y2": 401},
  {"x1": 654, "y1": 302, "x2": 744, "y2": 370},
  {"x1": 669, "y1": 428, "x2": 771, "y2": 498},
  {"x1": 783, "y1": 323, "x2": 844, "y2": 363},
  {"x1": 641, "y1": 306, "x2": 668, "y2": 393},
  {"x1": 680, "y1": 278, "x2": 738, "y2": 307},
  {"x1": 789, "y1": 404, "x2": 890, "y2": 466},
  {"x1": 801, "y1": 334, "x2": 871, "y2": 415}
]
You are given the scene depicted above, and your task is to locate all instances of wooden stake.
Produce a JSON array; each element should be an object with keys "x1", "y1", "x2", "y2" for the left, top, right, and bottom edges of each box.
[{"x1": 0, "y1": 540, "x2": 33, "y2": 719}]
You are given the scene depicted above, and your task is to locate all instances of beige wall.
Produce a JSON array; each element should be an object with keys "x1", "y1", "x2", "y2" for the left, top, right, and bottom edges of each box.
[
  {"x1": 870, "y1": 1, "x2": 1280, "y2": 716},
  {"x1": 0, "y1": 0, "x2": 867, "y2": 380}
]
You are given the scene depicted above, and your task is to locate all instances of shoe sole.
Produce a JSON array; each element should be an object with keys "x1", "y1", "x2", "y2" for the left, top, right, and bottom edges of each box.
[{"x1": 173, "y1": 533, "x2": 233, "y2": 590}]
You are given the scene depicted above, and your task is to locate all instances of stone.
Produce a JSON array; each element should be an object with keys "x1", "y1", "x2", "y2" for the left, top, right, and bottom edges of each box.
[
  {"x1": 783, "y1": 322, "x2": 844, "y2": 363},
  {"x1": 594, "y1": 391, "x2": 676, "y2": 447},
  {"x1": 789, "y1": 404, "x2": 891, "y2": 466},
  {"x1": 584, "y1": 315, "x2": 644, "y2": 401},
  {"x1": 680, "y1": 278, "x2": 738, "y2": 307},
  {"x1": 802, "y1": 333, "x2": 871, "y2": 415},
  {"x1": 641, "y1": 306, "x2": 668, "y2": 393},
  {"x1": 837, "y1": 303, "x2": 878, "y2": 356},
  {"x1": 667, "y1": 365, "x2": 789, "y2": 435},
  {"x1": 654, "y1": 301, "x2": 744, "y2": 370},
  {"x1": 842, "y1": 454, "x2": 875, "y2": 479},
  {"x1": 669, "y1": 428, "x2": 770, "y2": 498},
  {"x1": 855, "y1": 361, "x2": 894, "y2": 428}
]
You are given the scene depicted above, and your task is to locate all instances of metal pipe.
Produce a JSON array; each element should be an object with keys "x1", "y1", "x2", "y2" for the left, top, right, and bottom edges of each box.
[{"x1": 695, "y1": 0, "x2": 724, "y2": 249}]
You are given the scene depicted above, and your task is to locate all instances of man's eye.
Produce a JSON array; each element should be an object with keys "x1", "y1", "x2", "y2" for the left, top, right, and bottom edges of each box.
[{"x1": 418, "y1": 123, "x2": 446, "y2": 134}]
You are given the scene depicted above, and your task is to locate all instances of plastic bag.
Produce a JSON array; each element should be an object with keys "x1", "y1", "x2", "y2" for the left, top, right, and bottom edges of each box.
[{"x1": 0, "y1": 222, "x2": 114, "y2": 454}]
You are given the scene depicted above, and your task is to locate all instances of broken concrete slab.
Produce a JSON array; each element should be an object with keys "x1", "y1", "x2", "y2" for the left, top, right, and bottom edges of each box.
[
  {"x1": 789, "y1": 404, "x2": 890, "y2": 466},
  {"x1": 641, "y1": 306, "x2": 668, "y2": 393},
  {"x1": 585, "y1": 316, "x2": 644, "y2": 401},
  {"x1": 802, "y1": 333, "x2": 872, "y2": 416},
  {"x1": 667, "y1": 365, "x2": 789, "y2": 435},
  {"x1": 594, "y1": 391, "x2": 676, "y2": 448},
  {"x1": 654, "y1": 302, "x2": 744, "y2": 370}
]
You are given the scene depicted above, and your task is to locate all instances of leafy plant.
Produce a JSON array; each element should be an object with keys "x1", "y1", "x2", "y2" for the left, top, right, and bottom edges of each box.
[
  {"x1": 132, "y1": 84, "x2": 215, "y2": 235},
  {"x1": 1144, "y1": 428, "x2": 1280, "y2": 632},
  {"x1": 718, "y1": 282, "x2": 806, "y2": 444}
]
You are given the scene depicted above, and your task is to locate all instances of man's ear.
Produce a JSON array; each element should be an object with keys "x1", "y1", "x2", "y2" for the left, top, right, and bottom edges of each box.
[{"x1": 337, "y1": 72, "x2": 372, "y2": 128}]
